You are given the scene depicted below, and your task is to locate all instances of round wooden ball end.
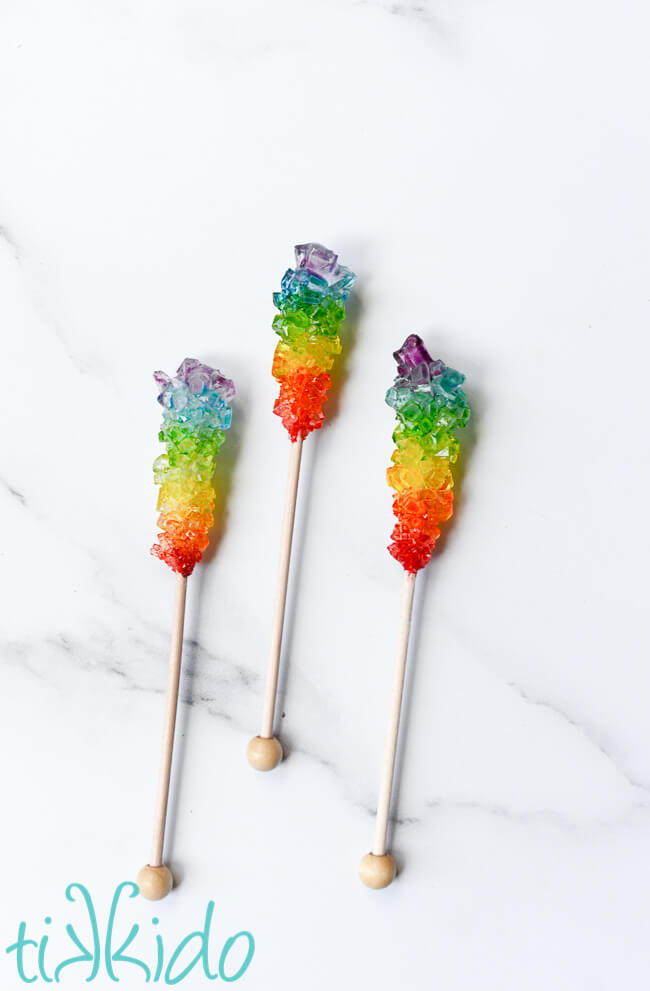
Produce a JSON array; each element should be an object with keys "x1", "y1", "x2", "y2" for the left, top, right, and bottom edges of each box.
[
  {"x1": 137, "y1": 864, "x2": 174, "y2": 900},
  {"x1": 359, "y1": 852, "x2": 396, "y2": 889},
  {"x1": 247, "y1": 735, "x2": 283, "y2": 771}
]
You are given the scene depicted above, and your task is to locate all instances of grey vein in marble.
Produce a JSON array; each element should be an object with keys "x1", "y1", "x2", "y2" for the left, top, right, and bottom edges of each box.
[{"x1": 507, "y1": 679, "x2": 650, "y2": 796}]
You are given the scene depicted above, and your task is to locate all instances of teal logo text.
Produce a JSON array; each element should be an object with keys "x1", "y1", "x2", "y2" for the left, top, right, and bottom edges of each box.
[{"x1": 5, "y1": 882, "x2": 255, "y2": 984}]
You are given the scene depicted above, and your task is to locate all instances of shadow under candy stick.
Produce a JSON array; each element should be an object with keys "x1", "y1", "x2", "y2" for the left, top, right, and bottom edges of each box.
[
  {"x1": 320, "y1": 283, "x2": 363, "y2": 426},
  {"x1": 136, "y1": 358, "x2": 239, "y2": 901}
]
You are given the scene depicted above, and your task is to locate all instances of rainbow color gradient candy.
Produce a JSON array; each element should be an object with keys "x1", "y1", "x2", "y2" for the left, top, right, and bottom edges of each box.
[
  {"x1": 272, "y1": 242, "x2": 356, "y2": 441},
  {"x1": 151, "y1": 358, "x2": 235, "y2": 578},
  {"x1": 386, "y1": 335, "x2": 470, "y2": 573}
]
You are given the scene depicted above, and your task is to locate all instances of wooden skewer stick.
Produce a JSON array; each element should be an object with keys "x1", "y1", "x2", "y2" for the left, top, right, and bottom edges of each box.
[
  {"x1": 137, "y1": 572, "x2": 187, "y2": 900},
  {"x1": 359, "y1": 570, "x2": 416, "y2": 889},
  {"x1": 247, "y1": 435, "x2": 303, "y2": 770}
]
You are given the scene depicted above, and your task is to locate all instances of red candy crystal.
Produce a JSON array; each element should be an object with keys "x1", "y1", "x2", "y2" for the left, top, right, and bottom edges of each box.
[{"x1": 273, "y1": 369, "x2": 332, "y2": 442}]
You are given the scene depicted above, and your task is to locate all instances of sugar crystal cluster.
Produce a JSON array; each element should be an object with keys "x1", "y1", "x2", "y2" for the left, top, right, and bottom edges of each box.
[
  {"x1": 272, "y1": 242, "x2": 356, "y2": 441},
  {"x1": 386, "y1": 335, "x2": 470, "y2": 573},
  {"x1": 151, "y1": 358, "x2": 235, "y2": 577}
]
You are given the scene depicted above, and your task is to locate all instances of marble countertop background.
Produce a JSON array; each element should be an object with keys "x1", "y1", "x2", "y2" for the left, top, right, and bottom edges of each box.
[{"x1": 1, "y1": 0, "x2": 649, "y2": 988}]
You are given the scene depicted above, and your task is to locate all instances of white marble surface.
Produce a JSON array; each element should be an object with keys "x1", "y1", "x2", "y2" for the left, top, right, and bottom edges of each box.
[{"x1": 2, "y1": 0, "x2": 650, "y2": 987}]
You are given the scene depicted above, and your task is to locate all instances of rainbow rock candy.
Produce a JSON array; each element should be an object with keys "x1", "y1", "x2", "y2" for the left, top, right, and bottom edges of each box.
[
  {"x1": 386, "y1": 335, "x2": 470, "y2": 574},
  {"x1": 272, "y1": 242, "x2": 356, "y2": 441},
  {"x1": 151, "y1": 358, "x2": 235, "y2": 578}
]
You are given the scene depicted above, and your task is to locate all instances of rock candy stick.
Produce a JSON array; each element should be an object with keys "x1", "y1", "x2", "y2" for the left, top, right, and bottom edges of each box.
[
  {"x1": 137, "y1": 358, "x2": 235, "y2": 900},
  {"x1": 359, "y1": 335, "x2": 470, "y2": 889},
  {"x1": 247, "y1": 243, "x2": 356, "y2": 771}
]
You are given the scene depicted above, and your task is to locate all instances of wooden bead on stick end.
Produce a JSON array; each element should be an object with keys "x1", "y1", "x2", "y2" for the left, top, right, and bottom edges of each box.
[
  {"x1": 137, "y1": 864, "x2": 174, "y2": 901},
  {"x1": 247, "y1": 735, "x2": 283, "y2": 771},
  {"x1": 358, "y1": 853, "x2": 397, "y2": 889}
]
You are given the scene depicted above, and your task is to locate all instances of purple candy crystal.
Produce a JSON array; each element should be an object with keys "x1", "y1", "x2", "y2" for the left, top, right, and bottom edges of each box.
[
  {"x1": 283, "y1": 242, "x2": 356, "y2": 302},
  {"x1": 176, "y1": 358, "x2": 235, "y2": 404},
  {"x1": 295, "y1": 242, "x2": 339, "y2": 278},
  {"x1": 177, "y1": 357, "x2": 212, "y2": 395},
  {"x1": 154, "y1": 358, "x2": 235, "y2": 407},
  {"x1": 209, "y1": 369, "x2": 235, "y2": 404},
  {"x1": 154, "y1": 369, "x2": 171, "y2": 394},
  {"x1": 393, "y1": 334, "x2": 434, "y2": 376}
]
